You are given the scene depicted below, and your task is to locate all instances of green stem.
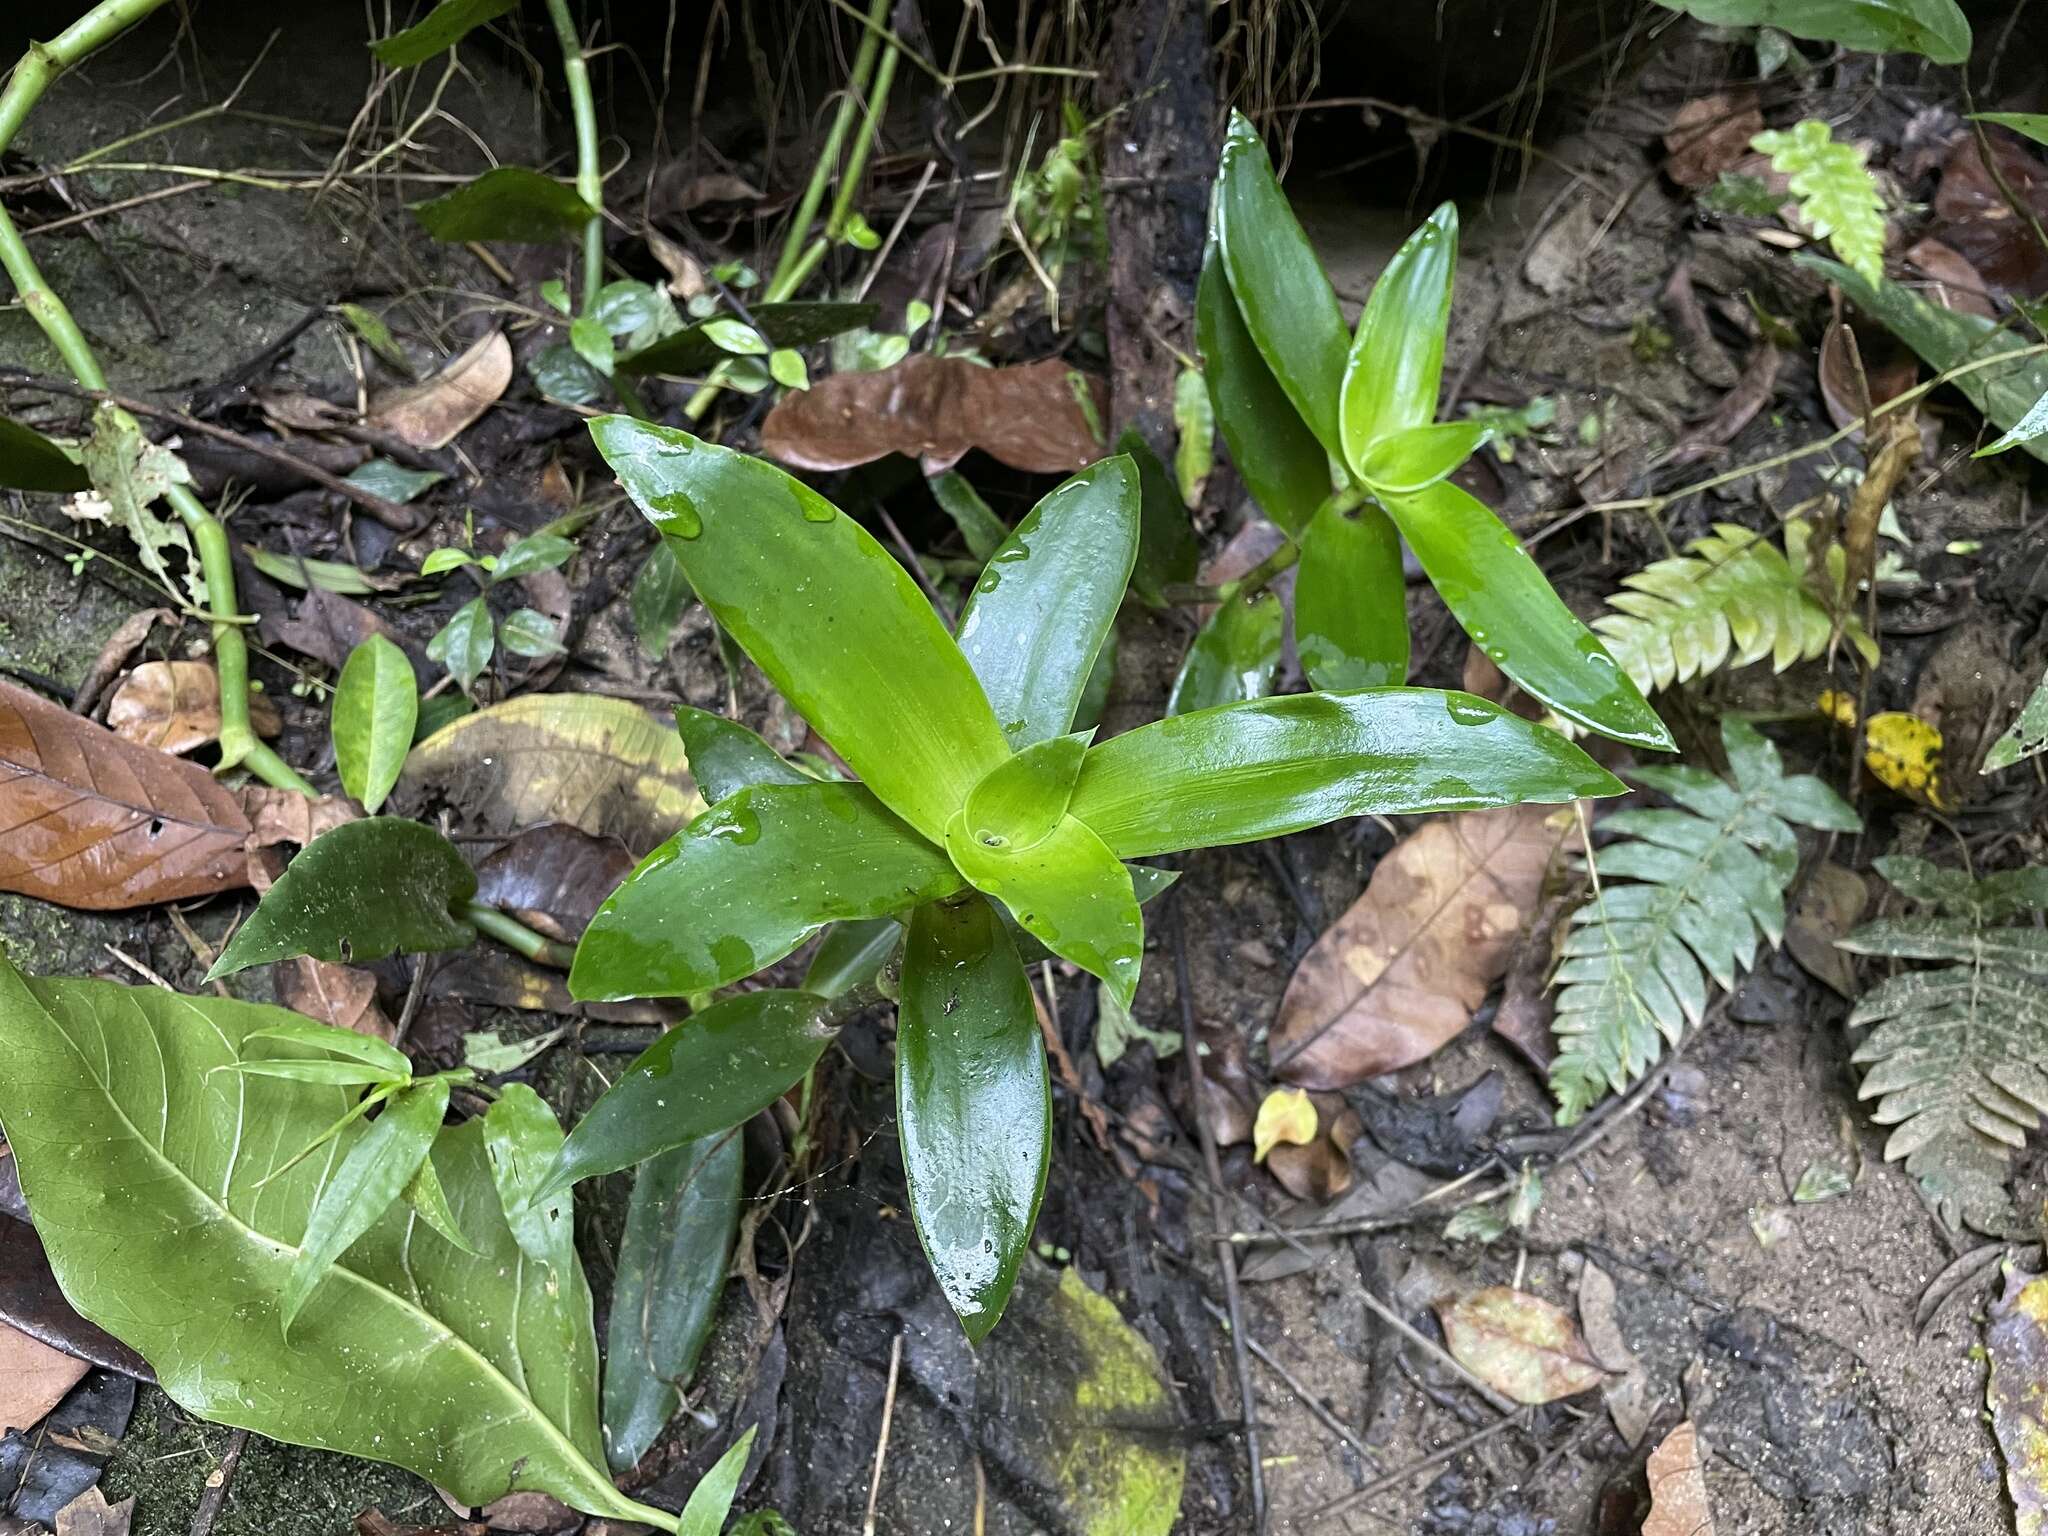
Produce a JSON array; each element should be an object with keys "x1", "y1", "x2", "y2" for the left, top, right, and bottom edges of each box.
[
  {"x1": 540, "y1": 0, "x2": 604, "y2": 315},
  {"x1": 463, "y1": 902, "x2": 577, "y2": 970},
  {"x1": 1, "y1": 0, "x2": 309, "y2": 795}
]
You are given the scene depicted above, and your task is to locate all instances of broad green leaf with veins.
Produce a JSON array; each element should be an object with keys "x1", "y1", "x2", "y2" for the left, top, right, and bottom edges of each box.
[{"x1": 0, "y1": 958, "x2": 679, "y2": 1529}]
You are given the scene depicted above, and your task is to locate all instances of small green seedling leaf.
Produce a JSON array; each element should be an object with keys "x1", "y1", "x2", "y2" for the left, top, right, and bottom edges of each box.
[
  {"x1": 1168, "y1": 590, "x2": 1283, "y2": 716},
  {"x1": 617, "y1": 302, "x2": 877, "y2": 377},
  {"x1": 428, "y1": 595, "x2": 495, "y2": 692},
  {"x1": 492, "y1": 531, "x2": 576, "y2": 582},
  {"x1": 370, "y1": 0, "x2": 517, "y2": 65},
  {"x1": 768, "y1": 348, "x2": 810, "y2": 389},
  {"x1": 570, "y1": 315, "x2": 616, "y2": 378},
  {"x1": 0, "y1": 414, "x2": 89, "y2": 493},
  {"x1": 483, "y1": 1084, "x2": 578, "y2": 1266},
  {"x1": 420, "y1": 546, "x2": 476, "y2": 576},
  {"x1": 678, "y1": 1428, "x2": 759, "y2": 1536},
  {"x1": 337, "y1": 303, "x2": 412, "y2": 372},
  {"x1": 332, "y1": 634, "x2": 417, "y2": 812},
  {"x1": 244, "y1": 547, "x2": 382, "y2": 596},
  {"x1": 413, "y1": 167, "x2": 597, "y2": 243},
  {"x1": 899, "y1": 895, "x2": 1049, "y2": 1342},
  {"x1": 344, "y1": 458, "x2": 444, "y2": 504},
  {"x1": 499, "y1": 607, "x2": 564, "y2": 657},
  {"x1": 207, "y1": 819, "x2": 478, "y2": 980},
  {"x1": 242, "y1": 1017, "x2": 412, "y2": 1077},
  {"x1": 1340, "y1": 202, "x2": 1458, "y2": 471},
  {"x1": 1172, "y1": 367, "x2": 1214, "y2": 506},
  {"x1": 538, "y1": 991, "x2": 838, "y2": 1197},
  {"x1": 1296, "y1": 499, "x2": 1408, "y2": 690},
  {"x1": 402, "y1": 1152, "x2": 482, "y2": 1256},
  {"x1": 929, "y1": 471, "x2": 1010, "y2": 562}
]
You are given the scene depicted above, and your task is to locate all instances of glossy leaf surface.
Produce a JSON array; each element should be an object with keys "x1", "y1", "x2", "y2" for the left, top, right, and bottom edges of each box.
[
  {"x1": 370, "y1": 0, "x2": 516, "y2": 65},
  {"x1": 1067, "y1": 689, "x2": 1627, "y2": 859},
  {"x1": 955, "y1": 457, "x2": 1140, "y2": 748},
  {"x1": 946, "y1": 813, "x2": 1144, "y2": 1011},
  {"x1": 593, "y1": 418, "x2": 1009, "y2": 841},
  {"x1": 427, "y1": 595, "x2": 494, "y2": 692},
  {"x1": 282, "y1": 1078, "x2": 449, "y2": 1336},
  {"x1": 899, "y1": 896, "x2": 1049, "y2": 1341},
  {"x1": 569, "y1": 782, "x2": 959, "y2": 1002},
  {"x1": 1340, "y1": 203, "x2": 1457, "y2": 469},
  {"x1": 801, "y1": 916, "x2": 901, "y2": 998},
  {"x1": 603, "y1": 1133, "x2": 740, "y2": 1472},
  {"x1": 631, "y1": 544, "x2": 694, "y2": 659},
  {"x1": 961, "y1": 733, "x2": 1090, "y2": 850},
  {"x1": 1168, "y1": 591, "x2": 1283, "y2": 716},
  {"x1": 616, "y1": 303, "x2": 878, "y2": 378},
  {"x1": 1380, "y1": 481, "x2": 1671, "y2": 749},
  {"x1": 208, "y1": 819, "x2": 477, "y2": 980},
  {"x1": 332, "y1": 635, "x2": 417, "y2": 813},
  {"x1": 539, "y1": 991, "x2": 835, "y2": 1196},
  {"x1": 1296, "y1": 499, "x2": 1408, "y2": 690},
  {"x1": 0, "y1": 962, "x2": 670, "y2": 1526},
  {"x1": 674, "y1": 707, "x2": 810, "y2": 805},
  {"x1": 0, "y1": 415, "x2": 88, "y2": 493},
  {"x1": 1194, "y1": 246, "x2": 1329, "y2": 537},
  {"x1": 1213, "y1": 112, "x2": 1349, "y2": 456},
  {"x1": 412, "y1": 167, "x2": 597, "y2": 243},
  {"x1": 1650, "y1": 0, "x2": 1969, "y2": 62},
  {"x1": 1358, "y1": 421, "x2": 1491, "y2": 495}
]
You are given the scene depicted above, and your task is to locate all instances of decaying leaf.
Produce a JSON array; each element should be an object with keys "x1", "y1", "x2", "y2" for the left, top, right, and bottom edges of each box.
[
  {"x1": 276, "y1": 957, "x2": 394, "y2": 1042},
  {"x1": 472, "y1": 824, "x2": 635, "y2": 943},
  {"x1": 74, "y1": 404, "x2": 205, "y2": 608},
  {"x1": 1252, "y1": 1088, "x2": 1317, "y2": 1163},
  {"x1": 370, "y1": 332, "x2": 513, "y2": 450},
  {"x1": 397, "y1": 693, "x2": 701, "y2": 855},
  {"x1": 52, "y1": 1487, "x2": 134, "y2": 1536},
  {"x1": 1435, "y1": 1286, "x2": 1606, "y2": 1405},
  {"x1": 1664, "y1": 91, "x2": 1764, "y2": 187},
  {"x1": 1272, "y1": 806, "x2": 1578, "y2": 1088},
  {"x1": 0, "y1": 1318, "x2": 91, "y2": 1433},
  {"x1": 237, "y1": 786, "x2": 360, "y2": 851},
  {"x1": 1932, "y1": 133, "x2": 2048, "y2": 297},
  {"x1": 1265, "y1": 1096, "x2": 1360, "y2": 1203},
  {"x1": 758, "y1": 354, "x2": 1108, "y2": 475},
  {"x1": 69, "y1": 608, "x2": 174, "y2": 718},
  {"x1": 0, "y1": 678, "x2": 251, "y2": 909},
  {"x1": 104, "y1": 661, "x2": 282, "y2": 754},
  {"x1": 1864, "y1": 710, "x2": 1948, "y2": 808},
  {"x1": 1990, "y1": 1268, "x2": 2048, "y2": 1536},
  {"x1": 1785, "y1": 862, "x2": 1869, "y2": 999},
  {"x1": 1642, "y1": 1421, "x2": 1714, "y2": 1536}
]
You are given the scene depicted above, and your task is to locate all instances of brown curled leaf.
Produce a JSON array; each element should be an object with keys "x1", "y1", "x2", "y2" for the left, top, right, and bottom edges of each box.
[{"x1": 105, "y1": 660, "x2": 282, "y2": 755}]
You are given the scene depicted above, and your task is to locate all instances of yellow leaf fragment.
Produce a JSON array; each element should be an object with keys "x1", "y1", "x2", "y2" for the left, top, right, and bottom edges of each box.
[{"x1": 1251, "y1": 1087, "x2": 1317, "y2": 1163}]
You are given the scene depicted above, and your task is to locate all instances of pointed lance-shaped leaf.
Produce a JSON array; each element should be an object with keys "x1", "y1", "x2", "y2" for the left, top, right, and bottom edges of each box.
[
  {"x1": 674, "y1": 706, "x2": 811, "y2": 806},
  {"x1": 332, "y1": 634, "x2": 418, "y2": 814},
  {"x1": 1066, "y1": 688, "x2": 1626, "y2": 860},
  {"x1": 899, "y1": 895, "x2": 1050, "y2": 1342},
  {"x1": 592, "y1": 418, "x2": 1010, "y2": 842},
  {"x1": 1168, "y1": 590, "x2": 1283, "y2": 716},
  {"x1": 1340, "y1": 203, "x2": 1459, "y2": 473},
  {"x1": 0, "y1": 413, "x2": 90, "y2": 493},
  {"x1": 956, "y1": 456, "x2": 1140, "y2": 748}
]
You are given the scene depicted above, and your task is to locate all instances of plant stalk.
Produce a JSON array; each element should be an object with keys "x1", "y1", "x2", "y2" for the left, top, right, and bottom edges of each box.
[
  {"x1": 540, "y1": 0, "x2": 605, "y2": 315},
  {"x1": 464, "y1": 902, "x2": 577, "y2": 970}
]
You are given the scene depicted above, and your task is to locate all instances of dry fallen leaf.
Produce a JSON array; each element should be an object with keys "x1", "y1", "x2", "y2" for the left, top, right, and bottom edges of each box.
[
  {"x1": 1903, "y1": 236, "x2": 1997, "y2": 318},
  {"x1": 69, "y1": 608, "x2": 174, "y2": 717},
  {"x1": 397, "y1": 692, "x2": 702, "y2": 856},
  {"x1": 52, "y1": 1487, "x2": 134, "y2": 1536},
  {"x1": 1642, "y1": 1421, "x2": 1714, "y2": 1536},
  {"x1": 278, "y1": 957, "x2": 395, "y2": 1042},
  {"x1": 1932, "y1": 134, "x2": 2048, "y2": 298},
  {"x1": 1663, "y1": 91, "x2": 1764, "y2": 188},
  {"x1": 1252, "y1": 1088, "x2": 1317, "y2": 1163},
  {"x1": 0, "y1": 1319, "x2": 90, "y2": 1434},
  {"x1": 1272, "y1": 805, "x2": 1578, "y2": 1088},
  {"x1": 371, "y1": 331, "x2": 513, "y2": 450},
  {"x1": 1265, "y1": 1097, "x2": 1359, "y2": 1204},
  {"x1": 105, "y1": 660, "x2": 282, "y2": 754},
  {"x1": 1988, "y1": 1267, "x2": 2048, "y2": 1536},
  {"x1": 472, "y1": 824, "x2": 634, "y2": 943},
  {"x1": 265, "y1": 586, "x2": 415, "y2": 674},
  {"x1": 759, "y1": 353, "x2": 1108, "y2": 475},
  {"x1": 1785, "y1": 862, "x2": 1868, "y2": 999},
  {"x1": 237, "y1": 787, "x2": 360, "y2": 851},
  {"x1": 1667, "y1": 343, "x2": 1782, "y2": 467},
  {"x1": 0, "y1": 678, "x2": 251, "y2": 909},
  {"x1": 1435, "y1": 1286, "x2": 1606, "y2": 1405}
]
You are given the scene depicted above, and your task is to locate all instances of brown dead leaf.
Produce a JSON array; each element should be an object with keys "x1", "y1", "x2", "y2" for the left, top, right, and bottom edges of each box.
[
  {"x1": 759, "y1": 353, "x2": 1108, "y2": 475},
  {"x1": 1932, "y1": 135, "x2": 2048, "y2": 298},
  {"x1": 0, "y1": 1320, "x2": 90, "y2": 1433},
  {"x1": 1195, "y1": 1025, "x2": 1257, "y2": 1148},
  {"x1": 266, "y1": 586, "x2": 409, "y2": 674},
  {"x1": 1785, "y1": 862, "x2": 1868, "y2": 999},
  {"x1": 472, "y1": 824, "x2": 634, "y2": 943},
  {"x1": 70, "y1": 608, "x2": 174, "y2": 717},
  {"x1": 671, "y1": 173, "x2": 765, "y2": 211},
  {"x1": 262, "y1": 391, "x2": 355, "y2": 433},
  {"x1": 477, "y1": 1493, "x2": 578, "y2": 1534},
  {"x1": 1668, "y1": 343, "x2": 1781, "y2": 467},
  {"x1": 1272, "y1": 805, "x2": 1578, "y2": 1088},
  {"x1": 1817, "y1": 320, "x2": 1919, "y2": 435},
  {"x1": 1663, "y1": 92, "x2": 1764, "y2": 188},
  {"x1": 1265, "y1": 1097, "x2": 1359, "y2": 1204},
  {"x1": 1903, "y1": 237, "x2": 1997, "y2": 318},
  {"x1": 645, "y1": 228, "x2": 706, "y2": 299},
  {"x1": 105, "y1": 661, "x2": 282, "y2": 754},
  {"x1": 53, "y1": 1488, "x2": 133, "y2": 1536},
  {"x1": 237, "y1": 787, "x2": 359, "y2": 851},
  {"x1": 0, "y1": 678, "x2": 251, "y2": 909},
  {"x1": 397, "y1": 693, "x2": 701, "y2": 856},
  {"x1": 427, "y1": 947, "x2": 670, "y2": 1023},
  {"x1": 1642, "y1": 1421, "x2": 1714, "y2": 1536},
  {"x1": 1577, "y1": 1261, "x2": 1638, "y2": 1373},
  {"x1": 371, "y1": 332, "x2": 513, "y2": 450},
  {"x1": 1435, "y1": 1286, "x2": 1607, "y2": 1405},
  {"x1": 278, "y1": 957, "x2": 394, "y2": 1042}
]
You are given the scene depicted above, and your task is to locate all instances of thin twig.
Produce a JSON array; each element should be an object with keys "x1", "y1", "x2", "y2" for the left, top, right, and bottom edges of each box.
[
  {"x1": 1200, "y1": 1298, "x2": 1377, "y2": 1467},
  {"x1": 1169, "y1": 894, "x2": 1266, "y2": 1532},
  {"x1": 187, "y1": 1427, "x2": 249, "y2": 1536},
  {"x1": 1353, "y1": 1282, "x2": 1518, "y2": 1417},
  {"x1": 862, "y1": 1331, "x2": 904, "y2": 1536}
]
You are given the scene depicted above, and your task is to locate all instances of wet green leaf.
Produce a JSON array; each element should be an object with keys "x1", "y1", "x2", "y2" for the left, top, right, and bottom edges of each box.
[
  {"x1": 499, "y1": 607, "x2": 564, "y2": 657},
  {"x1": 1650, "y1": 0, "x2": 1968, "y2": 62},
  {"x1": 962, "y1": 733, "x2": 1090, "y2": 850},
  {"x1": 899, "y1": 895, "x2": 1049, "y2": 1341},
  {"x1": 673, "y1": 707, "x2": 809, "y2": 805},
  {"x1": 603, "y1": 1132, "x2": 740, "y2": 1473},
  {"x1": 1168, "y1": 591, "x2": 1283, "y2": 716},
  {"x1": 1358, "y1": 421, "x2": 1492, "y2": 495},
  {"x1": 1339, "y1": 204, "x2": 1458, "y2": 470},
  {"x1": 539, "y1": 991, "x2": 836, "y2": 1195},
  {"x1": 1296, "y1": 499, "x2": 1408, "y2": 690},
  {"x1": 242, "y1": 1016, "x2": 413, "y2": 1076},
  {"x1": 370, "y1": 0, "x2": 517, "y2": 65},
  {"x1": 1067, "y1": 689, "x2": 1627, "y2": 859},
  {"x1": 412, "y1": 166, "x2": 597, "y2": 243},
  {"x1": 701, "y1": 318, "x2": 767, "y2": 357},
  {"x1": 1213, "y1": 112, "x2": 1349, "y2": 455},
  {"x1": 930, "y1": 471, "x2": 1009, "y2": 562},
  {"x1": 631, "y1": 543, "x2": 695, "y2": 659},
  {"x1": 427, "y1": 595, "x2": 495, "y2": 692},
  {"x1": 1380, "y1": 480, "x2": 1671, "y2": 749},
  {"x1": 1195, "y1": 244, "x2": 1330, "y2": 539},
  {"x1": 246, "y1": 546, "x2": 383, "y2": 595},
  {"x1": 768, "y1": 348, "x2": 809, "y2": 390},
  {"x1": 592, "y1": 418, "x2": 1010, "y2": 842},
  {"x1": 402, "y1": 1152, "x2": 482, "y2": 1256},
  {"x1": 283, "y1": 1078, "x2": 449, "y2": 1336},
  {"x1": 616, "y1": 302, "x2": 879, "y2": 378},
  {"x1": 1983, "y1": 669, "x2": 2048, "y2": 773},
  {"x1": 801, "y1": 916, "x2": 902, "y2": 998},
  {"x1": 570, "y1": 316, "x2": 616, "y2": 378},
  {"x1": 1974, "y1": 112, "x2": 2048, "y2": 147},
  {"x1": 0, "y1": 414, "x2": 88, "y2": 493},
  {"x1": 492, "y1": 531, "x2": 576, "y2": 582},
  {"x1": 343, "y1": 458, "x2": 444, "y2": 504},
  {"x1": 569, "y1": 783, "x2": 960, "y2": 1001},
  {"x1": 332, "y1": 634, "x2": 417, "y2": 813},
  {"x1": 207, "y1": 819, "x2": 477, "y2": 980},
  {"x1": 955, "y1": 456, "x2": 1139, "y2": 748},
  {"x1": 0, "y1": 960, "x2": 671, "y2": 1526},
  {"x1": 531, "y1": 342, "x2": 607, "y2": 405},
  {"x1": 679, "y1": 1429, "x2": 757, "y2": 1536},
  {"x1": 1118, "y1": 430, "x2": 1201, "y2": 607}
]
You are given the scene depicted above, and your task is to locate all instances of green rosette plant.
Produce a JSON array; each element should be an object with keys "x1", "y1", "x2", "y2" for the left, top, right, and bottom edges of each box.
[{"x1": 548, "y1": 419, "x2": 1633, "y2": 1340}]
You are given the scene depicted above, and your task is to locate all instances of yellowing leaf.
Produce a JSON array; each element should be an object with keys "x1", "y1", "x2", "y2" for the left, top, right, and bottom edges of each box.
[
  {"x1": 1817, "y1": 687, "x2": 1858, "y2": 728},
  {"x1": 1252, "y1": 1087, "x2": 1316, "y2": 1163},
  {"x1": 1864, "y1": 710, "x2": 1947, "y2": 808}
]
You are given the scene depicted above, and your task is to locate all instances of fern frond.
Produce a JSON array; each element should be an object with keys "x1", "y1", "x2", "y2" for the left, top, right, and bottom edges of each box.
[
  {"x1": 1592, "y1": 522, "x2": 1877, "y2": 697},
  {"x1": 1549, "y1": 719, "x2": 1861, "y2": 1121},
  {"x1": 1839, "y1": 856, "x2": 2048, "y2": 1232},
  {"x1": 1753, "y1": 119, "x2": 1885, "y2": 285}
]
